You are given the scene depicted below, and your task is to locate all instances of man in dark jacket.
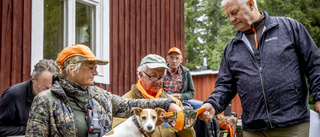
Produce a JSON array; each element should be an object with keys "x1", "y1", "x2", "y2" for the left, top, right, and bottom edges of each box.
[
  {"x1": 0, "y1": 59, "x2": 60, "y2": 136},
  {"x1": 199, "y1": 0, "x2": 320, "y2": 136}
]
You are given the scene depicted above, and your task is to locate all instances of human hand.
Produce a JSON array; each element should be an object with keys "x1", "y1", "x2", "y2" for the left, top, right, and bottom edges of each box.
[
  {"x1": 172, "y1": 94, "x2": 181, "y2": 100},
  {"x1": 315, "y1": 100, "x2": 320, "y2": 114},
  {"x1": 198, "y1": 103, "x2": 215, "y2": 123},
  {"x1": 168, "y1": 103, "x2": 182, "y2": 112}
]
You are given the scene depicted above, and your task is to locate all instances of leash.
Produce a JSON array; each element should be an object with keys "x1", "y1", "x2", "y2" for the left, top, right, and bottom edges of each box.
[
  {"x1": 162, "y1": 107, "x2": 206, "y2": 131},
  {"x1": 132, "y1": 116, "x2": 150, "y2": 137}
]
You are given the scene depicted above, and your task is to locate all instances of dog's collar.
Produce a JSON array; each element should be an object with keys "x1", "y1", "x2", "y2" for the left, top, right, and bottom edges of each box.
[{"x1": 132, "y1": 116, "x2": 150, "y2": 137}]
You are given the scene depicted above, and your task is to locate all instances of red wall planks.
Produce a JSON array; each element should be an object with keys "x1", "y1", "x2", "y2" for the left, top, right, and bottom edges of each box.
[
  {"x1": 0, "y1": 0, "x2": 31, "y2": 96},
  {"x1": 0, "y1": 0, "x2": 185, "y2": 98},
  {"x1": 109, "y1": 0, "x2": 185, "y2": 96},
  {"x1": 12, "y1": 0, "x2": 23, "y2": 85},
  {"x1": 130, "y1": 0, "x2": 137, "y2": 87},
  {"x1": 192, "y1": 74, "x2": 243, "y2": 118},
  {"x1": 110, "y1": 0, "x2": 119, "y2": 94},
  {"x1": 22, "y1": 0, "x2": 31, "y2": 81},
  {"x1": 1, "y1": 0, "x2": 13, "y2": 95}
]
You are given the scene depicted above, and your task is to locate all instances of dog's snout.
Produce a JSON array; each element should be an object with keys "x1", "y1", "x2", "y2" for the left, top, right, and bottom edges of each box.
[{"x1": 147, "y1": 125, "x2": 153, "y2": 130}]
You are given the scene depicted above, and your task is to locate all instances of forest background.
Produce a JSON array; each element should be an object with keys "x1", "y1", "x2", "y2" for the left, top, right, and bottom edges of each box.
[{"x1": 184, "y1": 0, "x2": 320, "y2": 109}]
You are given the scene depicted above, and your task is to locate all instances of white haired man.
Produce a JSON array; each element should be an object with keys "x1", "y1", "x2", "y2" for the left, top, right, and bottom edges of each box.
[{"x1": 199, "y1": 0, "x2": 320, "y2": 137}]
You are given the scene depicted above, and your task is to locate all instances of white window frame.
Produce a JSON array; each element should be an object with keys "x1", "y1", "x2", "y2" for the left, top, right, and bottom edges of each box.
[{"x1": 31, "y1": 0, "x2": 110, "y2": 84}]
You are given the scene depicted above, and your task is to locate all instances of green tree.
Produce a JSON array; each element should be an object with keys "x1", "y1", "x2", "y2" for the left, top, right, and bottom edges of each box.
[
  {"x1": 199, "y1": 0, "x2": 236, "y2": 70},
  {"x1": 185, "y1": 0, "x2": 320, "y2": 70},
  {"x1": 185, "y1": 0, "x2": 232, "y2": 70},
  {"x1": 258, "y1": 0, "x2": 320, "y2": 48},
  {"x1": 184, "y1": 0, "x2": 204, "y2": 70},
  {"x1": 185, "y1": 0, "x2": 236, "y2": 70}
]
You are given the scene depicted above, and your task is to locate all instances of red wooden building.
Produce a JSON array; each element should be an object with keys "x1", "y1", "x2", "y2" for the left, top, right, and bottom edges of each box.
[
  {"x1": 0, "y1": 0, "x2": 185, "y2": 97},
  {"x1": 191, "y1": 70, "x2": 243, "y2": 118}
]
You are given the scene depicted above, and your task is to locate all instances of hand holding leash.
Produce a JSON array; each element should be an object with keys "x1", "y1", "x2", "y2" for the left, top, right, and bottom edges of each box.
[
  {"x1": 162, "y1": 107, "x2": 206, "y2": 131},
  {"x1": 198, "y1": 103, "x2": 216, "y2": 123}
]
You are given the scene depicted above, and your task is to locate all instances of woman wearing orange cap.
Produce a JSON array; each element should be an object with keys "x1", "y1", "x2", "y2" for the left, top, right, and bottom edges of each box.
[{"x1": 25, "y1": 44, "x2": 181, "y2": 137}]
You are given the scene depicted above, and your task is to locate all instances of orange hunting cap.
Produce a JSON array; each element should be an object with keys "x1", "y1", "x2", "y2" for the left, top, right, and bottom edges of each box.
[
  {"x1": 168, "y1": 47, "x2": 182, "y2": 55},
  {"x1": 56, "y1": 44, "x2": 109, "y2": 69}
]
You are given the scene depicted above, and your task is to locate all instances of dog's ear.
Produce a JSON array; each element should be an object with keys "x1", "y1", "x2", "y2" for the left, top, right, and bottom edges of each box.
[
  {"x1": 132, "y1": 107, "x2": 143, "y2": 116},
  {"x1": 154, "y1": 108, "x2": 166, "y2": 116}
]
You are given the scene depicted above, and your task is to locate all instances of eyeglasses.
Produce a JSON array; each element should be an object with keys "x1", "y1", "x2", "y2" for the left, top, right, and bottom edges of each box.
[
  {"x1": 169, "y1": 55, "x2": 182, "y2": 61},
  {"x1": 83, "y1": 64, "x2": 97, "y2": 73},
  {"x1": 143, "y1": 71, "x2": 164, "y2": 82}
]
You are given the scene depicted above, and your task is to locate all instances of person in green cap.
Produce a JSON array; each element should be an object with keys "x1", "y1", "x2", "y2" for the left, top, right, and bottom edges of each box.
[{"x1": 113, "y1": 54, "x2": 195, "y2": 137}]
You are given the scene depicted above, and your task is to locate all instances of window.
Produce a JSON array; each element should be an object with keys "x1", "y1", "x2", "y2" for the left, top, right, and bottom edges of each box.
[{"x1": 32, "y1": 0, "x2": 110, "y2": 84}]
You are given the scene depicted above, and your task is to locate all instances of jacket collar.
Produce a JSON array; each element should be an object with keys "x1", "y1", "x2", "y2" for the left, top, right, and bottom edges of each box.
[
  {"x1": 51, "y1": 74, "x2": 70, "y2": 98},
  {"x1": 131, "y1": 84, "x2": 168, "y2": 99},
  {"x1": 51, "y1": 74, "x2": 92, "y2": 98},
  {"x1": 27, "y1": 80, "x2": 34, "y2": 103},
  {"x1": 234, "y1": 11, "x2": 278, "y2": 41}
]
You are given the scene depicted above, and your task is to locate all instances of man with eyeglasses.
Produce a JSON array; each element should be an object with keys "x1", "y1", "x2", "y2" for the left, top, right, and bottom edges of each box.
[{"x1": 112, "y1": 54, "x2": 195, "y2": 137}]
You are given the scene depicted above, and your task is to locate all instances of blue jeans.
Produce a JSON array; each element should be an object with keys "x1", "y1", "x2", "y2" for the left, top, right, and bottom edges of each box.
[{"x1": 184, "y1": 99, "x2": 203, "y2": 110}]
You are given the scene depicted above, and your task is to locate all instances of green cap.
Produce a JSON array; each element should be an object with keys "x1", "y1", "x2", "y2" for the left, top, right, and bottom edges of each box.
[{"x1": 140, "y1": 54, "x2": 170, "y2": 69}]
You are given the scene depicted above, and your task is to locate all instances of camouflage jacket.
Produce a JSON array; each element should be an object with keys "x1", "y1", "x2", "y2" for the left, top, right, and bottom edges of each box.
[{"x1": 25, "y1": 75, "x2": 173, "y2": 137}]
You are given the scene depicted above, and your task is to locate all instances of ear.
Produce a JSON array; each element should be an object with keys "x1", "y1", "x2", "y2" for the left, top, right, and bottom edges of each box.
[
  {"x1": 138, "y1": 71, "x2": 143, "y2": 78},
  {"x1": 132, "y1": 107, "x2": 143, "y2": 116},
  {"x1": 248, "y1": 0, "x2": 255, "y2": 10},
  {"x1": 68, "y1": 65, "x2": 75, "y2": 76},
  {"x1": 31, "y1": 76, "x2": 36, "y2": 82},
  {"x1": 154, "y1": 108, "x2": 166, "y2": 116}
]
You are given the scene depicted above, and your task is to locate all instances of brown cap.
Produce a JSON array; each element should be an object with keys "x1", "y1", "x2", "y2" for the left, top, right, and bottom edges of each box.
[
  {"x1": 56, "y1": 44, "x2": 108, "y2": 69},
  {"x1": 168, "y1": 47, "x2": 182, "y2": 55}
]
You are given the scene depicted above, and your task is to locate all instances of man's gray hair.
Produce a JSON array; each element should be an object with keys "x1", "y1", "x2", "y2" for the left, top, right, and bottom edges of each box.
[
  {"x1": 31, "y1": 59, "x2": 61, "y2": 80},
  {"x1": 137, "y1": 64, "x2": 167, "y2": 79},
  {"x1": 137, "y1": 64, "x2": 148, "y2": 79},
  {"x1": 221, "y1": 0, "x2": 258, "y2": 10},
  {"x1": 61, "y1": 62, "x2": 83, "y2": 77}
]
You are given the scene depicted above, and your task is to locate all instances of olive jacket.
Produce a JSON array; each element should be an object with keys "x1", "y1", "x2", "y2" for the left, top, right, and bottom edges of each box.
[{"x1": 112, "y1": 84, "x2": 196, "y2": 137}]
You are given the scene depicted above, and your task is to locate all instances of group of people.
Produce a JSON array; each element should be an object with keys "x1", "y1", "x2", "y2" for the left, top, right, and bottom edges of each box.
[
  {"x1": 1, "y1": 0, "x2": 320, "y2": 137},
  {"x1": 0, "y1": 44, "x2": 196, "y2": 137}
]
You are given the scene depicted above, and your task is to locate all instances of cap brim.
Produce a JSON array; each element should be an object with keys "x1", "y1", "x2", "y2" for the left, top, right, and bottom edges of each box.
[
  {"x1": 88, "y1": 59, "x2": 109, "y2": 65},
  {"x1": 146, "y1": 63, "x2": 170, "y2": 70},
  {"x1": 168, "y1": 51, "x2": 182, "y2": 55}
]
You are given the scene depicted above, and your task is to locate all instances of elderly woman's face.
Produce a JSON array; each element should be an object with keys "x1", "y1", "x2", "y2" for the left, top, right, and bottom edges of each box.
[{"x1": 70, "y1": 61, "x2": 98, "y2": 87}]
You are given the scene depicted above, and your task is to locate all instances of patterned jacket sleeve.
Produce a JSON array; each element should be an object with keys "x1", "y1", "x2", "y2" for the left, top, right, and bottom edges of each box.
[
  {"x1": 109, "y1": 92, "x2": 174, "y2": 118},
  {"x1": 25, "y1": 93, "x2": 50, "y2": 137}
]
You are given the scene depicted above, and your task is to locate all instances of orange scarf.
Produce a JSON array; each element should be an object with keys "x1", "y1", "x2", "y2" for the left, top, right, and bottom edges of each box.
[{"x1": 136, "y1": 80, "x2": 162, "y2": 99}]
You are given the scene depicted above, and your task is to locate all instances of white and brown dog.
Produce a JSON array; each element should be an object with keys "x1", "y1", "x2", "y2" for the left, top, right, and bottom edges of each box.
[{"x1": 104, "y1": 107, "x2": 165, "y2": 137}]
